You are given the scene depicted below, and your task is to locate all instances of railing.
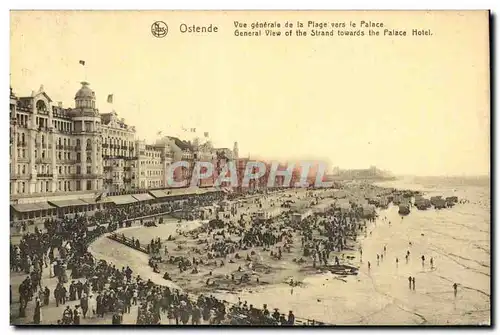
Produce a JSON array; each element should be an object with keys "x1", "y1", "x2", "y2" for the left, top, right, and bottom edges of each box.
[
  {"x1": 10, "y1": 174, "x2": 30, "y2": 180},
  {"x1": 71, "y1": 174, "x2": 103, "y2": 179},
  {"x1": 37, "y1": 173, "x2": 54, "y2": 178},
  {"x1": 108, "y1": 233, "x2": 149, "y2": 254}
]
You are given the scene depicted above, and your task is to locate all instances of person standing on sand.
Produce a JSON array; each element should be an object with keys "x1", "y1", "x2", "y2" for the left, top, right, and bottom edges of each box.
[
  {"x1": 368, "y1": 261, "x2": 371, "y2": 270},
  {"x1": 384, "y1": 245, "x2": 387, "y2": 255},
  {"x1": 453, "y1": 283, "x2": 458, "y2": 297},
  {"x1": 412, "y1": 277, "x2": 416, "y2": 290},
  {"x1": 408, "y1": 276, "x2": 412, "y2": 289},
  {"x1": 396, "y1": 258, "x2": 399, "y2": 268},
  {"x1": 430, "y1": 257, "x2": 434, "y2": 269},
  {"x1": 421, "y1": 255, "x2": 425, "y2": 268}
]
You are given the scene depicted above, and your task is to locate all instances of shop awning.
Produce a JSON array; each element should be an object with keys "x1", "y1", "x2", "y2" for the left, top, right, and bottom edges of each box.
[
  {"x1": 11, "y1": 202, "x2": 55, "y2": 212},
  {"x1": 162, "y1": 188, "x2": 199, "y2": 197},
  {"x1": 48, "y1": 199, "x2": 88, "y2": 208},
  {"x1": 149, "y1": 190, "x2": 168, "y2": 198},
  {"x1": 81, "y1": 197, "x2": 113, "y2": 205},
  {"x1": 132, "y1": 193, "x2": 155, "y2": 202},
  {"x1": 108, "y1": 195, "x2": 137, "y2": 205}
]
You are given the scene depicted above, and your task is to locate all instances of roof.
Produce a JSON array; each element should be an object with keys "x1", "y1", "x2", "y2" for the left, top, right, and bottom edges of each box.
[
  {"x1": 75, "y1": 82, "x2": 95, "y2": 99},
  {"x1": 108, "y1": 195, "x2": 137, "y2": 205},
  {"x1": 49, "y1": 199, "x2": 88, "y2": 208},
  {"x1": 100, "y1": 113, "x2": 112, "y2": 125},
  {"x1": 132, "y1": 193, "x2": 155, "y2": 202},
  {"x1": 149, "y1": 190, "x2": 169, "y2": 198},
  {"x1": 11, "y1": 202, "x2": 55, "y2": 212},
  {"x1": 167, "y1": 136, "x2": 193, "y2": 151}
]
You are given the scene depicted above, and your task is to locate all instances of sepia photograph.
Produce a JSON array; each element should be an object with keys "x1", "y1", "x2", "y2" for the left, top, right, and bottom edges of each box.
[{"x1": 8, "y1": 10, "x2": 491, "y2": 326}]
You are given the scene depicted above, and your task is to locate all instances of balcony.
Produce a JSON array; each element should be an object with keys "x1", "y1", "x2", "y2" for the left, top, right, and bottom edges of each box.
[
  {"x1": 103, "y1": 166, "x2": 113, "y2": 172},
  {"x1": 121, "y1": 145, "x2": 127, "y2": 150},
  {"x1": 75, "y1": 146, "x2": 81, "y2": 151},
  {"x1": 71, "y1": 173, "x2": 103, "y2": 179},
  {"x1": 35, "y1": 158, "x2": 52, "y2": 164},
  {"x1": 56, "y1": 144, "x2": 63, "y2": 150},
  {"x1": 37, "y1": 173, "x2": 54, "y2": 178},
  {"x1": 10, "y1": 174, "x2": 30, "y2": 180},
  {"x1": 72, "y1": 130, "x2": 101, "y2": 135},
  {"x1": 124, "y1": 167, "x2": 132, "y2": 172},
  {"x1": 102, "y1": 144, "x2": 109, "y2": 148},
  {"x1": 123, "y1": 178, "x2": 132, "y2": 183}
]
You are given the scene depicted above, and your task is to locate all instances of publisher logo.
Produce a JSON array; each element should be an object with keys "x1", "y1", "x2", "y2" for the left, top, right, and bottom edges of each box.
[{"x1": 151, "y1": 21, "x2": 168, "y2": 38}]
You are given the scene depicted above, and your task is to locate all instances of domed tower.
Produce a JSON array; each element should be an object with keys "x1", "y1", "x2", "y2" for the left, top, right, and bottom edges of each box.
[
  {"x1": 70, "y1": 82, "x2": 103, "y2": 192},
  {"x1": 74, "y1": 81, "x2": 97, "y2": 112}
]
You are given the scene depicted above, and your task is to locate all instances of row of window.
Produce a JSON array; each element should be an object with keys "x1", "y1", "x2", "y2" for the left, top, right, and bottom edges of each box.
[
  {"x1": 139, "y1": 180, "x2": 164, "y2": 188},
  {"x1": 13, "y1": 179, "x2": 96, "y2": 194},
  {"x1": 13, "y1": 164, "x2": 99, "y2": 177}
]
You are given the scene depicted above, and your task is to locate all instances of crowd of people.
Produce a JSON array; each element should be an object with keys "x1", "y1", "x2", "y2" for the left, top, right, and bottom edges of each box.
[{"x1": 12, "y1": 187, "x2": 369, "y2": 326}]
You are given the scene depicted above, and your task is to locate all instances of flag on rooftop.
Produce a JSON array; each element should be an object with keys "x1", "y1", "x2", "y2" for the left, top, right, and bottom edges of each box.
[
  {"x1": 79, "y1": 60, "x2": 86, "y2": 66},
  {"x1": 107, "y1": 94, "x2": 113, "y2": 104}
]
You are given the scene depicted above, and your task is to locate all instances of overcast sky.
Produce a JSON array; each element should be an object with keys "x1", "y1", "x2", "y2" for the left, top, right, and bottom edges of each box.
[{"x1": 10, "y1": 11, "x2": 490, "y2": 176}]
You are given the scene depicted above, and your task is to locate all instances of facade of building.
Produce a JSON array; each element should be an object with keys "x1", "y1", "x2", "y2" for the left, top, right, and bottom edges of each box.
[
  {"x1": 9, "y1": 82, "x2": 243, "y2": 223},
  {"x1": 10, "y1": 83, "x2": 103, "y2": 202},
  {"x1": 100, "y1": 111, "x2": 138, "y2": 193},
  {"x1": 136, "y1": 140, "x2": 172, "y2": 189}
]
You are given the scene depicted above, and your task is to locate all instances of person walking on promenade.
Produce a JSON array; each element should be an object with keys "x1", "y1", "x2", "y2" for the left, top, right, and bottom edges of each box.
[
  {"x1": 377, "y1": 254, "x2": 380, "y2": 265},
  {"x1": 384, "y1": 245, "x2": 387, "y2": 255},
  {"x1": 421, "y1": 255, "x2": 425, "y2": 268},
  {"x1": 33, "y1": 297, "x2": 42, "y2": 325},
  {"x1": 408, "y1": 276, "x2": 412, "y2": 289},
  {"x1": 405, "y1": 254, "x2": 409, "y2": 264},
  {"x1": 453, "y1": 283, "x2": 458, "y2": 297},
  {"x1": 396, "y1": 258, "x2": 399, "y2": 268},
  {"x1": 368, "y1": 261, "x2": 371, "y2": 271},
  {"x1": 412, "y1": 277, "x2": 416, "y2": 291},
  {"x1": 430, "y1": 257, "x2": 434, "y2": 269}
]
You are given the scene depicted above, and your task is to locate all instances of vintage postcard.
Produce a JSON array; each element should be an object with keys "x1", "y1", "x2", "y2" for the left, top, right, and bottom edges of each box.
[{"x1": 9, "y1": 10, "x2": 490, "y2": 326}]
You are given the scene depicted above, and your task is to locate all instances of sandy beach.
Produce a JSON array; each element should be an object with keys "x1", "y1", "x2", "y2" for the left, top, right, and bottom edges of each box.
[{"x1": 87, "y1": 179, "x2": 490, "y2": 325}]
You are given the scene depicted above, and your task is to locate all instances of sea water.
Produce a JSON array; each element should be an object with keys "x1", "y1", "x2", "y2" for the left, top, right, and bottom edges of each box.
[{"x1": 213, "y1": 176, "x2": 491, "y2": 325}]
